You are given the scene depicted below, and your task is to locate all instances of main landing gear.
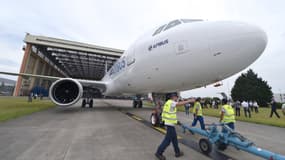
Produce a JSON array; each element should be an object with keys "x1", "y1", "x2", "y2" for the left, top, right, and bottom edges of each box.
[
  {"x1": 81, "y1": 98, "x2": 93, "y2": 108},
  {"x1": 149, "y1": 93, "x2": 168, "y2": 127}
]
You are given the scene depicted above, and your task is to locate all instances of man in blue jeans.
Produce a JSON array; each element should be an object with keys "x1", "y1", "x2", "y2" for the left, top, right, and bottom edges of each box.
[
  {"x1": 155, "y1": 93, "x2": 194, "y2": 160},
  {"x1": 191, "y1": 97, "x2": 205, "y2": 130}
]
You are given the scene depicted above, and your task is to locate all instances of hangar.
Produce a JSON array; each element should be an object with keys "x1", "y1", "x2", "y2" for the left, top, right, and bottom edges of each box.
[{"x1": 14, "y1": 33, "x2": 123, "y2": 96}]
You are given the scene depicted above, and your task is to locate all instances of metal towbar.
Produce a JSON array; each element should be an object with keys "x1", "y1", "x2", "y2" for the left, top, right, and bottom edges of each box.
[{"x1": 180, "y1": 123, "x2": 285, "y2": 160}]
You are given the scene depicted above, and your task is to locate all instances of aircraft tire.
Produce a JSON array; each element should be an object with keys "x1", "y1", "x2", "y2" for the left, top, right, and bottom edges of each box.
[
  {"x1": 89, "y1": 99, "x2": 93, "y2": 108},
  {"x1": 133, "y1": 100, "x2": 137, "y2": 108},
  {"x1": 82, "y1": 99, "x2": 86, "y2": 108},
  {"x1": 150, "y1": 114, "x2": 157, "y2": 126},
  {"x1": 138, "y1": 100, "x2": 143, "y2": 108}
]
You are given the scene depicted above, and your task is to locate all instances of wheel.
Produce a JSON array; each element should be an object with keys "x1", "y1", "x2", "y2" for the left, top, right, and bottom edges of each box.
[
  {"x1": 138, "y1": 100, "x2": 143, "y2": 108},
  {"x1": 199, "y1": 138, "x2": 212, "y2": 155},
  {"x1": 82, "y1": 99, "x2": 86, "y2": 108},
  {"x1": 133, "y1": 100, "x2": 137, "y2": 108},
  {"x1": 89, "y1": 99, "x2": 93, "y2": 108},
  {"x1": 215, "y1": 141, "x2": 228, "y2": 151},
  {"x1": 150, "y1": 114, "x2": 157, "y2": 126}
]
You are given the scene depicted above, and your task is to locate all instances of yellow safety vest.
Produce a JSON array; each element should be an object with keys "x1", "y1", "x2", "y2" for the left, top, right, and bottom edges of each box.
[
  {"x1": 193, "y1": 102, "x2": 203, "y2": 116},
  {"x1": 221, "y1": 104, "x2": 235, "y2": 123},
  {"x1": 162, "y1": 100, "x2": 177, "y2": 125}
]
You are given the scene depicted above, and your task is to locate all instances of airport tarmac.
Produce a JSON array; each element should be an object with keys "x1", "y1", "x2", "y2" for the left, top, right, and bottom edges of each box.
[{"x1": 0, "y1": 99, "x2": 284, "y2": 160}]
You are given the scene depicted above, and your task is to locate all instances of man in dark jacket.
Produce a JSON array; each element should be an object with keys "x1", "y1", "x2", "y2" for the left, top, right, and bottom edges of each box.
[{"x1": 269, "y1": 100, "x2": 280, "y2": 118}]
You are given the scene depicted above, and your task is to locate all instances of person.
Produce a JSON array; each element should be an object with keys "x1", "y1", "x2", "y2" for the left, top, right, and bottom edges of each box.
[
  {"x1": 241, "y1": 100, "x2": 251, "y2": 118},
  {"x1": 220, "y1": 99, "x2": 236, "y2": 130},
  {"x1": 249, "y1": 101, "x2": 253, "y2": 112},
  {"x1": 200, "y1": 99, "x2": 205, "y2": 108},
  {"x1": 184, "y1": 100, "x2": 191, "y2": 116},
  {"x1": 253, "y1": 101, "x2": 259, "y2": 113},
  {"x1": 155, "y1": 93, "x2": 194, "y2": 160},
  {"x1": 191, "y1": 97, "x2": 205, "y2": 130},
  {"x1": 234, "y1": 100, "x2": 241, "y2": 116},
  {"x1": 212, "y1": 100, "x2": 215, "y2": 108},
  {"x1": 269, "y1": 99, "x2": 280, "y2": 118},
  {"x1": 34, "y1": 93, "x2": 38, "y2": 99},
  {"x1": 282, "y1": 103, "x2": 285, "y2": 116},
  {"x1": 28, "y1": 92, "x2": 33, "y2": 102},
  {"x1": 39, "y1": 93, "x2": 43, "y2": 100}
]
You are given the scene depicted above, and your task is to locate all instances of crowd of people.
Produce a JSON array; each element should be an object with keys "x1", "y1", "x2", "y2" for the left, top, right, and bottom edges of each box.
[
  {"x1": 27, "y1": 92, "x2": 44, "y2": 102},
  {"x1": 183, "y1": 98, "x2": 284, "y2": 119}
]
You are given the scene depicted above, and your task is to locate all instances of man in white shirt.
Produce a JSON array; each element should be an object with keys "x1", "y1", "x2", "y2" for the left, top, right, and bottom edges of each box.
[
  {"x1": 241, "y1": 101, "x2": 251, "y2": 118},
  {"x1": 253, "y1": 101, "x2": 259, "y2": 113}
]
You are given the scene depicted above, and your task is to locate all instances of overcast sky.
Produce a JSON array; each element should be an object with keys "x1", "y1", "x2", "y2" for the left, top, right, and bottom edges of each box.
[{"x1": 0, "y1": 0, "x2": 284, "y2": 98}]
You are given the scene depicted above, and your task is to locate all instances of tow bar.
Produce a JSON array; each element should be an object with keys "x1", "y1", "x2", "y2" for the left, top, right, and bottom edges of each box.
[{"x1": 180, "y1": 123, "x2": 285, "y2": 160}]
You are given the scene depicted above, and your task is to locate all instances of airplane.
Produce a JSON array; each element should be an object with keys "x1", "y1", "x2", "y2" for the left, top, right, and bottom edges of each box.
[{"x1": 0, "y1": 19, "x2": 267, "y2": 107}]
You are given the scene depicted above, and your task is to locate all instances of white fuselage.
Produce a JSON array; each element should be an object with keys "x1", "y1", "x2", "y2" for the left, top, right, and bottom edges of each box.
[{"x1": 102, "y1": 20, "x2": 267, "y2": 95}]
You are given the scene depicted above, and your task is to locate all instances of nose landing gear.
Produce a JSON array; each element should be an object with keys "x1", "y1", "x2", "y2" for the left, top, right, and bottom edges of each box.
[{"x1": 133, "y1": 95, "x2": 143, "y2": 108}]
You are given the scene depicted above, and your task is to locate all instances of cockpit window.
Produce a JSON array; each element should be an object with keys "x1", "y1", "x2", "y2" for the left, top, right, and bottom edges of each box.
[
  {"x1": 152, "y1": 24, "x2": 167, "y2": 36},
  {"x1": 163, "y1": 20, "x2": 182, "y2": 31},
  {"x1": 181, "y1": 19, "x2": 203, "y2": 23},
  {"x1": 152, "y1": 19, "x2": 202, "y2": 36}
]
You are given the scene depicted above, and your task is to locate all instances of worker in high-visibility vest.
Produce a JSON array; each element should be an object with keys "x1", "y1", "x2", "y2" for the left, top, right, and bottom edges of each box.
[
  {"x1": 220, "y1": 98, "x2": 236, "y2": 130},
  {"x1": 155, "y1": 92, "x2": 194, "y2": 160},
  {"x1": 191, "y1": 97, "x2": 205, "y2": 130}
]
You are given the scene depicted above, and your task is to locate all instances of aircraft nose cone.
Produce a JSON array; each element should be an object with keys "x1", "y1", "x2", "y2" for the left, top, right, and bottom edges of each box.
[
  {"x1": 239, "y1": 22, "x2": 268, "y2": 52},
  {"x1": 208, "y1": 21, "x2": 268, "y2": 78},
  {"x1": 248, "y1": 24, "x2": 268, "y2": 55},
  {"x1": 236, "y1": 22, "x2": 268, "y2": 60},
  {"x1": 210, "y1": 21, "x2": 268, "y2": 59}
]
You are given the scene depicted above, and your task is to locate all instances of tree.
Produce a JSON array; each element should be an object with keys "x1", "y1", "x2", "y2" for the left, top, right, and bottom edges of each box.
[{"x1": 231, "y1": 69, "x2": 273, "y2": 106}]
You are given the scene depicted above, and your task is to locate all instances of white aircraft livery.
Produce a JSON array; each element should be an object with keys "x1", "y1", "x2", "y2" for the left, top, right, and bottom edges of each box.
[{"x1": 0, "y1": 19, "x2": 267, "y2": 107}]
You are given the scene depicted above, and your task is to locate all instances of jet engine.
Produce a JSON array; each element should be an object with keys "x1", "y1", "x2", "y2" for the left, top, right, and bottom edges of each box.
[{"x1": 49, "y1": 78, "x2": 83, "y2": 106}]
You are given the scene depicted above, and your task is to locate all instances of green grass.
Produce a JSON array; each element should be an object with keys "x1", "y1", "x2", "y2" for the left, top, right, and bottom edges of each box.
[
  {"x1": 177, "y1": 106, "x2": 285, "y2": 128},
  {"x1": 0, "y1": 96, "x2": 55, "y2": 122}
]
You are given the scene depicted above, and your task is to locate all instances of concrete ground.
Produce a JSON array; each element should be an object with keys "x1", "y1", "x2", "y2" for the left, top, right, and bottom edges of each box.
[{"x1": 0, "y1": 99, "x2": 211, "y2": 160}]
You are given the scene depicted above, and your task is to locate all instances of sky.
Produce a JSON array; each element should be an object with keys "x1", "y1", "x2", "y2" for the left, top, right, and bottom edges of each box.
[{"x1": 0, "y1": 0, "x2": 284, "y2": 98}]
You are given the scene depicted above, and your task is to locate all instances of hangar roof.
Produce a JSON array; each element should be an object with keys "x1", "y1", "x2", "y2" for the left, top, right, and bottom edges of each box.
[{"x1": 24, "y1": 34, "x2": 124, "y2": 80}]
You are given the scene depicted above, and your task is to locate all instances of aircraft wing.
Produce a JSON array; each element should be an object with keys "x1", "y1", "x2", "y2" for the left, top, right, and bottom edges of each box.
[
  {"x1": 0, "y1": 71, "x2": 60, "y2": 80},
  {"x1": 75, "y1": 79, "x2": 107, "y2": 92},
  {"x1": 0, "y1": 71, "x2": 107, "y2": 92}
]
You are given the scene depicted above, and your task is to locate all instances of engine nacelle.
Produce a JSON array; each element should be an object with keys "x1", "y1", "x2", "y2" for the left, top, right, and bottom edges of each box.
[{"x1": 49, "y1": 78, "x2": 83, "y2": 107}]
